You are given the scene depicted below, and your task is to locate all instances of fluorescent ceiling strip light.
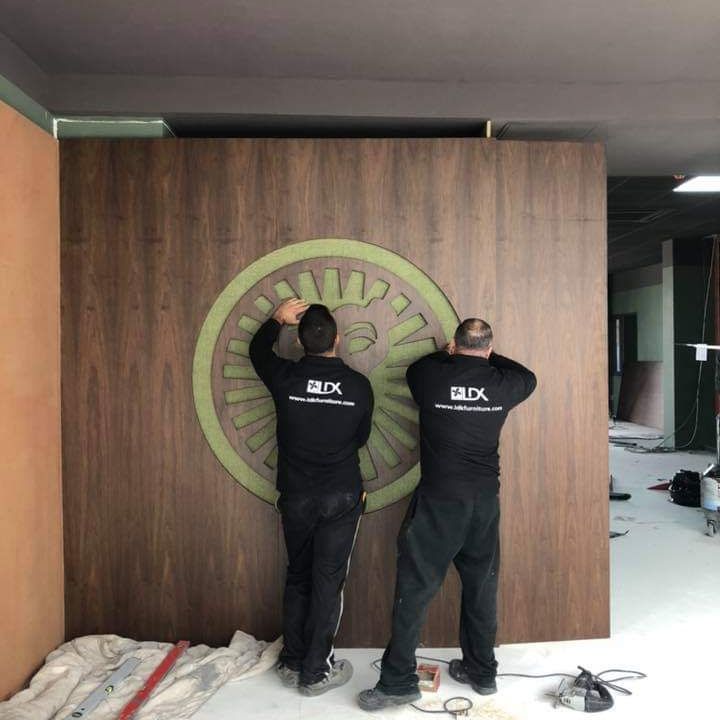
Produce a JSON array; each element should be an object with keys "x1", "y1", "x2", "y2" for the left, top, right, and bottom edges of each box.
[{"x1": 673, "y1": 176, "x2": 720, "y2": 192}]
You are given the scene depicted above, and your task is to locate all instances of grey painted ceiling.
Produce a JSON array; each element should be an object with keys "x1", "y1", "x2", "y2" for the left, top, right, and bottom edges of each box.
[
  {"x1": 2, "y1": 0, "x2": 720, "y2": 174},
  {"x1": 1, "y1": 1, "x2": 719, "y2": 271},
  {"x1": 1, "y1": 1, "x2": 719, "y2": 82}
]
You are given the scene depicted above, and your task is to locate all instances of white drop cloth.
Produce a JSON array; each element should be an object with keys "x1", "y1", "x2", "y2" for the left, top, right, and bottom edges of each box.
[{"x1": 0, "y1": 631, "x2": 281, "y2": 720}]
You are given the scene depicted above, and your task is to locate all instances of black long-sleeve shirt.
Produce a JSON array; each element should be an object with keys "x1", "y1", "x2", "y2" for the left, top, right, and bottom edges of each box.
[
  {"x1": 249, "y1": 318, "x2": 374, "y2": 496},
  {"x1": 406, "y1": 351, "x2": 536, "y2": 499}
]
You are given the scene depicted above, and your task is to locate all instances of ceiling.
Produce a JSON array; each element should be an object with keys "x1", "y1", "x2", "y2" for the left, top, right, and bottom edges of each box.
[
  {"x1": 608, "y1": 177, "x2": 720, "y2": 272},
  {"x1": 1, "y1": 1, "x2": 719, "y2": 271},
  {"x1": 1, "y1": 1, "x2": 718, "y2": 173},
  {"x1": 1, "y1": 1, "x2": 718, "y2": 83}
]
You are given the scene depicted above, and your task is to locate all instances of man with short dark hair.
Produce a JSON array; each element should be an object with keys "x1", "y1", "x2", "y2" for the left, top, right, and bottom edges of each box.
[
  {"x1": 358, "y1": 318, "x2": 536, "y2": 711},
  {"x1": 250, "y1": 299, "x2": 374, "y2": 696}
]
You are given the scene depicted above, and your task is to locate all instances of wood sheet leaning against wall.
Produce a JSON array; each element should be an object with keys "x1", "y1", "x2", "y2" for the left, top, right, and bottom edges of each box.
[{"x1": 0, "y1": 99, "x2": 63, "y2": 699}]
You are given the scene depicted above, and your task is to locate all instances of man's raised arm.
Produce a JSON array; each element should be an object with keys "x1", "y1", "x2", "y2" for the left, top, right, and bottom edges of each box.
[
  {"x1": 406, "y1": 348, "x2": 449, "y2": 405},
  {"x1": 489, "y1": 352, "x2": 537, "y2": 406},
  {"x1": 249, "y1": 298, "x2": 308, "y2": 387}
]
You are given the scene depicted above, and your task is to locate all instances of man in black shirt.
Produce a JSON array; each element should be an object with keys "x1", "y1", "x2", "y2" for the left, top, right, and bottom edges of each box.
[
  {"x1": 358, "y1": 318, "x2": 536, "y2": 711},
  {"x1": 249, "y1": 298, "x2": 374, "y2": 696}
]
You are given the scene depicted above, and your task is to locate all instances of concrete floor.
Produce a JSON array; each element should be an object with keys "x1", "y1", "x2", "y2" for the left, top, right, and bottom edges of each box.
[{"x1": 194, "y1": 423, "x2": 717, "y2": 719}]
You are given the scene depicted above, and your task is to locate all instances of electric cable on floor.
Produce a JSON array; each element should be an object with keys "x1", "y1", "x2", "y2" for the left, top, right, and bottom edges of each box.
[
  {"x1": 408, "y1": 696, "x2": 474, "y2": 716},
  {"x1": 370, "y1": 657, "x2": 646, "y2": 718}
]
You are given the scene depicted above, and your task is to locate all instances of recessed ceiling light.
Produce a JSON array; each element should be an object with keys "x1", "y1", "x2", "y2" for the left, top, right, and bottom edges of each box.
[{"x1": 673, "y1": 176, "x2": 720, "y2": 192}]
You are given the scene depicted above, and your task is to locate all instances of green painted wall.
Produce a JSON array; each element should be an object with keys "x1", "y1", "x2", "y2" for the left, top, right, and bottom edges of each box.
[
  {"x1": 609, "y1": 269, "x2": 663, "y2": 414},
  {"x1": 662, "y1": 241, "x2": 675, "y2": 439},
  {"x1": 668, "y1": 238, "x2": 717, "y2": 450},
  {"x1": 610, "y1": 284, "x2": 663, "y2": 361}
]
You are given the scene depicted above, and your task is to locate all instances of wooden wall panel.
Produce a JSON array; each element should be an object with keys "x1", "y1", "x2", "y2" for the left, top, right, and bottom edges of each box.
[
  {"x1": 0, "y1": 100, "x2": 63, "y2": 699},
  {"x1": 617, "y1": 361, "x2": 663, "y2": 430},
  {"x1": 494, "y1": 142, "x2": 609, "y2": 642},
  {"x1": 61, "y1": 138, "x2": 608, "y2": 647}
]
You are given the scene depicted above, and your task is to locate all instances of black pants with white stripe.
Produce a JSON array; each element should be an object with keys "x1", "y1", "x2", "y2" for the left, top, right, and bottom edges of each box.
[
  {"x1": 278, "y1": 490, "x2": 363, "y2": 685},
  {"x1": 378, "y1": 489, "x2": 500, "y2": 694}
]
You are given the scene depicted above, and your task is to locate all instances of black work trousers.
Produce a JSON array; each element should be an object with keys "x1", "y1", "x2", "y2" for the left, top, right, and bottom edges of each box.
[
  {"x1": 278, "y1": 490, "x2": 363, "y2": 685},
  {"x1": 379, "y1": 489, "x2": 500, "y2": 694}
]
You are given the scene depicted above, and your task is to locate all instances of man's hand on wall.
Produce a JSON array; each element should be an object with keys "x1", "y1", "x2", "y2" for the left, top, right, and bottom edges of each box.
[{"x1": 273, "y1": 298, "x2": 309, "y2": 325}]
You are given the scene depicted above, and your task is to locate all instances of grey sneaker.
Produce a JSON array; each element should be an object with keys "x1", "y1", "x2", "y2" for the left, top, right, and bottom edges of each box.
[
  {"x1": 448, "y1": 658, "x2": 497, "y2": 695},
  {"x1": 357, "y1": 686, "x2": 421, "y2": 711},
  {"x1": 276, "y1": 663, "x2": 300, "y2": 688},
  {"x1": 299, "y1": 659, "x2": 353, "y2": 696}
]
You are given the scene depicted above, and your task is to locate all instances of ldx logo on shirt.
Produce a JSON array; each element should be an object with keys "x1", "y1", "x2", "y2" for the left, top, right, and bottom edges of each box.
[
  {"x1": 451, "y1": 386, "x2": 489, "y2": 402},
  {"x1": 307, "y1": 379, "x2": 343, "y2": 396}
]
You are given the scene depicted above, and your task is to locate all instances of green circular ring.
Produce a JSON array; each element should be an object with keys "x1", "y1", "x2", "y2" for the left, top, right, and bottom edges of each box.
[{"x1": 192, "y1": 238, "x2": 459, "y2": 512}]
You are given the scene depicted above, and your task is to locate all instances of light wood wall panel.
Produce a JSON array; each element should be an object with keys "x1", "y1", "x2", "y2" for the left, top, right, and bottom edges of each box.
[
  {"x1": 0, "y1": 101, "x2": 63, "y2": 698},
  {"x1": 60, "y1": 138, "x2": 608, "y2": 647}
]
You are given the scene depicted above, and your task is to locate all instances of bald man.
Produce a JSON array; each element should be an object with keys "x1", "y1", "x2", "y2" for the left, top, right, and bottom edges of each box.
[{"x1": 358, "y1": 318, "x2": 536, "y2": 711}]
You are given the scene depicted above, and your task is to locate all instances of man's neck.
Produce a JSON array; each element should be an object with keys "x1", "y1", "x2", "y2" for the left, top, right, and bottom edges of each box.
[
  {"x1": 306, "y1": 351, "x2": 337, "y2": 358},
  {"x1": 454, "y1": 349, "x2": 490, "y2": 359}
]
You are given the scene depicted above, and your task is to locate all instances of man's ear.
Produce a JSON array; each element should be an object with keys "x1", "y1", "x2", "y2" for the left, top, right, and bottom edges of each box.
[
  {"x1": 448, "y1": 339, "x2": 456, "y2": 354},
  {"x1": 334, "y1": 333, "x2": 340, "y2": 349}
]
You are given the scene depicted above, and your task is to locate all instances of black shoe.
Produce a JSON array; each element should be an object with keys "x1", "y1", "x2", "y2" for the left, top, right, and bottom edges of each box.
[
  {"x1": 449, "y1": 659, "x2": 497, "y2": 695},
  {"x1": 357, "y1": 686, "x2": 421, "y2": 712}
]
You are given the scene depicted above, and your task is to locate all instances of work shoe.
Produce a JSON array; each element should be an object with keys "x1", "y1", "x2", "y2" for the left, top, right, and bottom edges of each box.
[
  {"x1": 299, "y1": 659, "x2": 353, "y2": 696},
  {"x1": 357, "y1": 686, "x2": 421, "y2": 711},
  {"x1": 449, "y1": 659, "x2": 497, "y2": 695},
  {"x1": 276, "y1": 663, "x2": 300, "y2": 688}
]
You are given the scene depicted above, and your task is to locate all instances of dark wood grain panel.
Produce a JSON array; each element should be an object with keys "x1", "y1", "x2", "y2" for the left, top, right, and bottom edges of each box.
[
  {"x1": 61, "y1": 138, "x2": 607, "y2": 647},
  {"x1": 494, "y1": 141, "x2": 609, "y2": 642},
  {"x1": 617, "y1": 361, "x2": 663, "y2": 430}
]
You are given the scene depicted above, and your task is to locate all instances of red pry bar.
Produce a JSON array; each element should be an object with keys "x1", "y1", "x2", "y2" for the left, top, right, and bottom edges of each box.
[{"x1": 118, "y1": 640, "x2": 190, "y2": 720}]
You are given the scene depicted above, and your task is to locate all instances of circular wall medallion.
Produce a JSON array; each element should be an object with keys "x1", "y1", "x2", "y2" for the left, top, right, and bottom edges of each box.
[{"x1": 193, "y1": 239, "x2": 458, "y2": 512}]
